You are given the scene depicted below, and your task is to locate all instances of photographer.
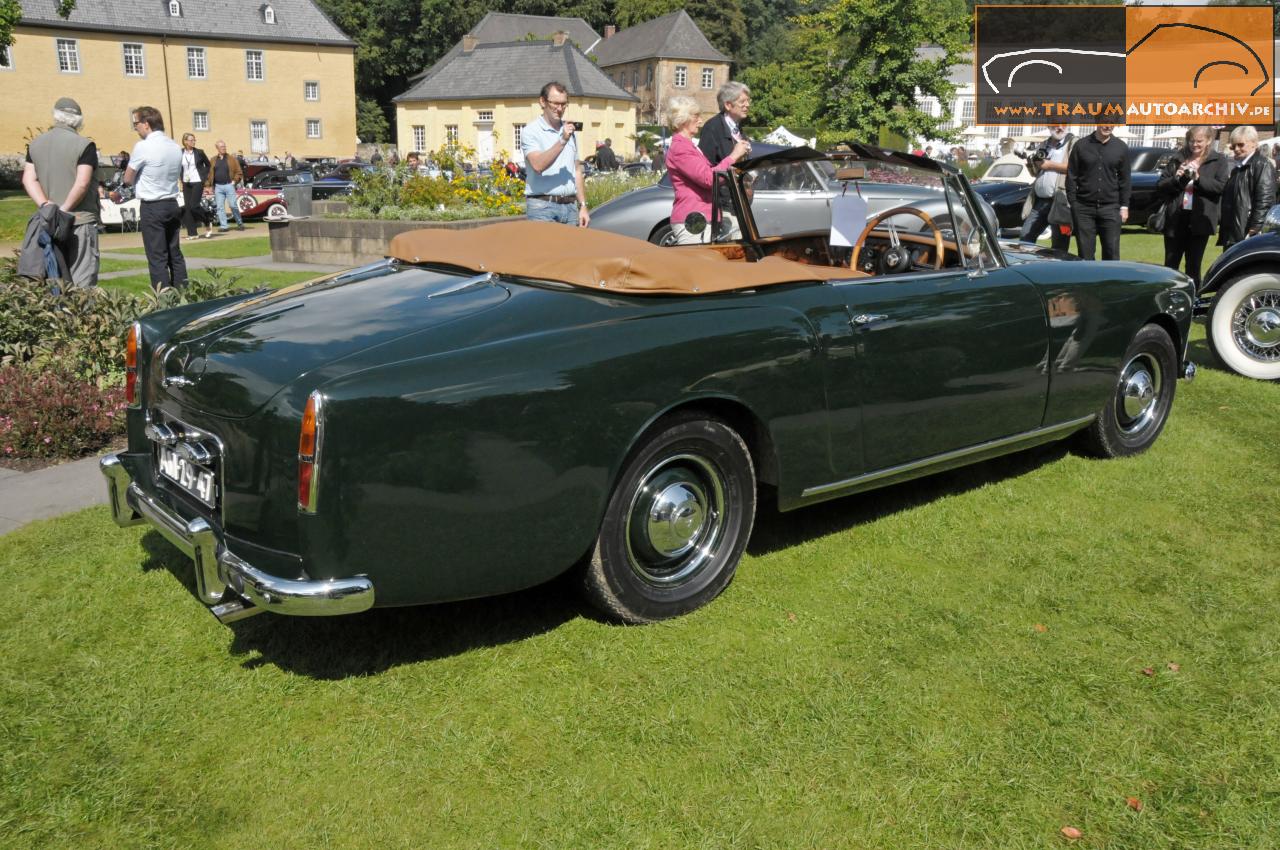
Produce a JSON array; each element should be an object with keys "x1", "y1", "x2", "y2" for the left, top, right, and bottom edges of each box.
[
  {"x1": 522, "y1": 81, "x2": 589, "y2": 227},
  {"x1": 1019, "y1": 125, "x2": 1073, "y2": 251},
  {"x1": 1154, "y1": 126, "x2": 1227, "y2": 289}
]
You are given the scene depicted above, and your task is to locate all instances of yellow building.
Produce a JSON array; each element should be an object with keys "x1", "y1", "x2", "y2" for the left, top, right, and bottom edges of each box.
[
  {"x1": 1, "y1": 0, "x2": 356, "y2": 159},
  {"x1": 394, "y1": 32, "x2": 638, "y2": 164}
]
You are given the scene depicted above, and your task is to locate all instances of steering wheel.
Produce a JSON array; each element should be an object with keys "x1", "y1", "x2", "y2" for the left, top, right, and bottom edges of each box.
[{"x1": 851, "y1": 206, "x2": 946, "y2": 274}]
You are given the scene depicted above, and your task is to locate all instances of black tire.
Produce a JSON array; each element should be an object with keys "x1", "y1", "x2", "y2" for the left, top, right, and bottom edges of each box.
[
  {"x1": 583, "y1": 414, "x2": 756, "y2": 623},
  {"x1": 649, "y1": 221, "x2": 677, "y2": 247},
  {"x1": 1078, "y1": 323, "x2": 1177, "y2": 458},
  {"x1": 1205, "y1": 271, "x2": 1280, "y2": 381}
]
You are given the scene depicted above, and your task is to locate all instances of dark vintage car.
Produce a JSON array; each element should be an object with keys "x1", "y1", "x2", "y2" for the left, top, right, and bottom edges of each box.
[
  {"x1": 312, "y1": 162, "x2": 375, "y2": 199},
  {"x1": 973, "y1": 145, "x2": 1173, "y2": 236},
  {"x1": 101, "y1": 144, "x2": 1196, "y2": 628},
  {"x1": 251, "y1": 169, "x2": 315, "y2": 190},
  {"x1": 1195, "y1": 206, "x2": 1280, "y2": 381}
]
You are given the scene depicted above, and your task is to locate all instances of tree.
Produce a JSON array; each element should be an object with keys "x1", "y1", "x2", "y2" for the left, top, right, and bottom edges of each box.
[
  {"x1": 2, "y1": 0, "x2": 75, "y2": 48},
  {"x1": 806, "y1": 0, "x2": 969, "y2": 143}
]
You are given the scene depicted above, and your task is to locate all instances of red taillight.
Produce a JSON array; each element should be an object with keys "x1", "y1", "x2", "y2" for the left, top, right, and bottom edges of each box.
[
  {"x1": 298, "y1": 392, "x2": 322, "y2": 513},
  {"x1": 125, "y1": 323, "x2": 140, "y2": 404}
]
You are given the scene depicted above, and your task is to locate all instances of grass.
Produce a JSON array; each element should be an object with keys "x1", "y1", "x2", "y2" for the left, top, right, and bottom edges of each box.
[
  {"x1": 96, "y1": 257, "x2": 147, "y2": 274},
  {"x1": 1, "y1": 324, "x2": 1277, "y2": 849},
  {"x1": 0, "y1": 190, "x2": 31, "y2": 242},
  {"x1": 1084, "y1": 226, "x2": 1227, "y2": 270},
  {"x1": 101, "y1": 267, "x2": 322, "y2": 296},
  {"x1": 114, "y1": 235, "x2": 271, "y2": 260}
]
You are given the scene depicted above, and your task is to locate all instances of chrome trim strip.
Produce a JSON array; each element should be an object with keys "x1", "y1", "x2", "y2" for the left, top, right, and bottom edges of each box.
[
  {"x1": 801, "y1": 415, "x2": 1096, "y2": 499},
  {"x1": 99, "y1": 453, "x2": 375, "y2": 622}
]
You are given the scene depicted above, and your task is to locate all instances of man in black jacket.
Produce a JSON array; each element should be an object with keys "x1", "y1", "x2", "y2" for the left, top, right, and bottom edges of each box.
[
  {"x1": 1066, "y1": 124, "x2": 1130, "y2": 260},
  {"x1": 1218, "y1": 125, "x2": 1276, "y2": 248},
  {"x1": 699, "y1": 81, "x2": 752, "y2": 238}
]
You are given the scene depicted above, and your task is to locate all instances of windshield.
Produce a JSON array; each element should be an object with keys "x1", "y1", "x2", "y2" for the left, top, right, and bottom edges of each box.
[{"x1": 985, "y1": 163, "x2": 1025, "y2": 179}]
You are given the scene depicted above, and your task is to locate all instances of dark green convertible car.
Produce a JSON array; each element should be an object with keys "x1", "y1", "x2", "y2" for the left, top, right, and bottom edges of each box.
[{"x1": 102, "y1": 145, "x2": 1196, "y2": 626}]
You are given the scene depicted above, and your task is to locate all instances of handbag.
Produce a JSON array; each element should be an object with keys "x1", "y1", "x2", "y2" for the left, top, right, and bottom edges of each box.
[
  {"x1": 1146, "y1": 198, "x2": 1169, "y2": 234},
  {"x1": 1047, "y1": 188, "x2": 1072, "y2": 227}
]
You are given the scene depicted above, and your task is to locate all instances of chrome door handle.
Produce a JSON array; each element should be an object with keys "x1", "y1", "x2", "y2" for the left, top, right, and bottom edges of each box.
[{"x1": 852, "y1": 313, "x2": 888, "y2": 325}]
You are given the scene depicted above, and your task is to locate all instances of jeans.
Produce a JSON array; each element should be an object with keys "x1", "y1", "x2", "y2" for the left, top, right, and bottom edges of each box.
[
  {"x1": 526, "y1": 197, "x2": 577, "y2": 225},
  {"x1": 1072, "y1": 201, "x2": 1121, "y2": 261},
  {"x1": 213, "y1": 183, "x2": 243, "y2": 228},
  {"x1": 139, "y1": 198, "x2": 187, "y2": 288},
  {"x1": 1020, "y1": 195, "x2": 1072, "y2": 252}
]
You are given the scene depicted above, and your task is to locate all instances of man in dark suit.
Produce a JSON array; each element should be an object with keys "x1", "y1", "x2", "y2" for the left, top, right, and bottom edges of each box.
[{"x1": 699, "y1": 80, "x2": 752, "y2": 238}]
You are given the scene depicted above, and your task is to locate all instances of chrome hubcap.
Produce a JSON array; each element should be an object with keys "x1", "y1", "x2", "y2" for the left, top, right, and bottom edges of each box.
[
  {"x1": 626, "y1": 455, "x2": 725, "y2": 587},
  {"x1": 1116, "y1": 353, "x2": 1162, "y2": 435},
  {"x1": 1233, "y1": 289, "x2": 1280, "y2": 363}
]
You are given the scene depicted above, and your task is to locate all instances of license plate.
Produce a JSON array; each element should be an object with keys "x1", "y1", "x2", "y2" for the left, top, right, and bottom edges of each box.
[{"x1": 157, "y1": 445, "x2": 217, "y2": 507}]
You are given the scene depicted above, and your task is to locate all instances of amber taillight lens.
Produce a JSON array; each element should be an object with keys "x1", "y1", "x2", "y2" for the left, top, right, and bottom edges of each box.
[
  {"x1": 125, "y1": 323, "x2": 140, "y2": 404},
  {"x1": 298, "y1": 391, "x2": 323, "y2": 513}
]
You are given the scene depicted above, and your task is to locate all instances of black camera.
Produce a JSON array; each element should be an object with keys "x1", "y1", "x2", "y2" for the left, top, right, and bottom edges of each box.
[{"x1": 1026, "y1": 146, "x2": 1049, "y2": 175}]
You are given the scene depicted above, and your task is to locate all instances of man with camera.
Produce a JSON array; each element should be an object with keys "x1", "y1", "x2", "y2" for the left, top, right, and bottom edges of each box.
[
  {"x1": 522, "y1": 81, "x2": 589, "y2": 227},
  {"x1": 1019, "y1": 125, "x2": 1073, "y2": 251}
]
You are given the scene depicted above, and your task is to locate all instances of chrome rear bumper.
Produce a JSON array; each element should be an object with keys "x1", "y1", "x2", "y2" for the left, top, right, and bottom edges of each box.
[{"x1": 101, "y1": 454, "x2": 374, "y2": 624}]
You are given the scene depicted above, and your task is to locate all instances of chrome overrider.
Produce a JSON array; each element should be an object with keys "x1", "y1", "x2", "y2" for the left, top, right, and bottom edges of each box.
[{"x1": 100, "y1": 454, "x2": 375, "y2": 625}]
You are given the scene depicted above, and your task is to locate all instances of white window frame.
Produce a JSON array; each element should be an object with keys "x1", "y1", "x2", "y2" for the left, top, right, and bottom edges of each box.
[
  {"x1": 674, "y1": 65, "x2": 687, "y2": 88},
  {"x1": 245, "y1": 49, "x2": 265, "y2": 82},
  {"x1": 263, "y1": 5, "x2": 276, "y2": 24},
  {"x1": 445, "y1": 125, "x2": 459, "y2": 146},
  {"x1": 304, "y1": 80, "x2": 319, "y2": 101},
  {"x1": 701, "y1": 67, "x2": 714, "y2": 89},
  {"x1": 306, "y1": 118, "x2": 322, "y2": 139},
  {"x1": 192, "y1": 110, "x2": 209, "y2": 132},
  {"x1": 250, "y1": 120, "x2": 269, "y2": 153},
  {"x1": 186, "y1": 46, "x2": 206, "y2": 79},
  {"x1": 122, "y1": 42, "x2": 145, "y2": 77},
  {"x1": 512, "y1": 123, "x2": 524, "y2": 151},
  {"x1": 476, "y1": 109, "x2": 493, "y2": 122},
  {"x1": 56, "y1": 38, "x2": 80, "y2": 74},
  {"x1": 1, "y1": 44, "x2": 14, "y2": 71},
  {"x1": 412, "y1": 125, "x2": 426, "y2": 151},
  {"x1": 168, "y1": 0, "x2": 181, "y2": 17}
]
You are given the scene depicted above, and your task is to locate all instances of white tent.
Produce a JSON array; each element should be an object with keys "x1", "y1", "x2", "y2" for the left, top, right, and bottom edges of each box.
[
  {"x1": 1154, "y1": 128, "x2": 1186, "y2": 141},
  {"x1": 763, "y1": 125, "x2": 808, "y2": 147}
]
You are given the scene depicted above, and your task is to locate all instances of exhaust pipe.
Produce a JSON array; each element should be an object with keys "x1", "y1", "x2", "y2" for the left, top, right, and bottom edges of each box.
[{"x1": 210, "y1": 597, "x2": 266, "y2": 625}]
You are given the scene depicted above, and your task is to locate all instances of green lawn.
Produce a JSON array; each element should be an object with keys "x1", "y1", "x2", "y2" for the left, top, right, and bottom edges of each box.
[
  {"x1": 114, "y1": 235, "x2": 271, "y2": 260},
  {"x1": 102, "y1": 267, "x2": 322, "y2": 296},
  {"x1": 96, "y1": 257, "x2": 147, "y2": 274},
  {"x1": 0, "y1": 189, "x2": 31, "y2": 242},
  {"x1": 1, "y1": 324, "x2": 1277, "y2": 849}
]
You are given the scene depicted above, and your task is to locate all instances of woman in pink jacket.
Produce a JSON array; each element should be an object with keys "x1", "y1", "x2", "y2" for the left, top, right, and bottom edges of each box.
[{"x1": 665, "y1": 96, "x2": 751, "y2": 244}]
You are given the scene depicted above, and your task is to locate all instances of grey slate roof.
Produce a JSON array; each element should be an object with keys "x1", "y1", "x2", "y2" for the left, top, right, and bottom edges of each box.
[
  {"x1": 591, "y1": 10, "x2": 729, "y2": 67},
  {"x1": 394, "y1": 41, "x2": 637, "y2": 103},
  {"x1": 469, "y1": 12, "x2": 600, "y2": 52},
  {"x1": 17, "y1": 0, "x2": 354, "y2": 46}
]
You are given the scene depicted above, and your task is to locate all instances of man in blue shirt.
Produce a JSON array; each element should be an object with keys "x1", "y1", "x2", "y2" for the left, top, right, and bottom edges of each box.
[
  {"x1": 521, "y1": 82, "x2": 589, "y2": 227},
  {"x1": 125, "y1": 105, "x2": 187, "y2": 290}
]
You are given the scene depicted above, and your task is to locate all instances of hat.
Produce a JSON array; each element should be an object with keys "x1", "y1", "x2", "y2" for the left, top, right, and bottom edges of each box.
[{"x1": 54, "y1": 97, "x2": 82, "y2": 115}]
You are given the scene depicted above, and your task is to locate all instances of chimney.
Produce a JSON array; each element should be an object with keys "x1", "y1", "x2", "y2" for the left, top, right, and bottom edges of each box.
[
  {"x1": 462, "y1": 35, "x2": 478, "y2": 53},
  {"x1": 552, "y1": 30, "x2": 567, "y2": 47},
  {"x1": 604, "y1": 25, "x2": 616, "y2": 38}
]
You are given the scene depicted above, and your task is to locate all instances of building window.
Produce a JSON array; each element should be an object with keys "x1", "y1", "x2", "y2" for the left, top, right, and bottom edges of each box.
[
  {"x1": 193, "y1": 111, "x2": 209, "y2": 132},
  {"x1": 960, "y1": 98, "x2": 975, "y2": 124},
  {"x1": 250, "y1": 120, "x2": 268, "y2": 153},
  {"x1": 646, "y1": 65, "x2": 653, "y2": 86},
  {"x1": 512, "y1": 123, "x2": 524, "y2": 150},
  {"x1": 412, "y1": 125, "x2": 426, "y2": 151},
  {"x1": 306, "y1": 119, "x2": 321, "y2": 139},
  {"x1": 56, "y1": 39, "x2": 80, "y2": 73},
  {"x1": 674, "y1": 65, "x2": 687, "y2": 88},
  {"x1": 245, "y1": 49, "x2": 264, "y2": 81},
  {"x1": 445, "y1": 125, "x2": 459, "y2": 146},
  {"x1": 122, "y1": 43, "x2": 145, "y2": 77},
  {"x1": 263, "y1": 5, "x2": 275, "y2": 24},
  {"x1": 304, "y1": 80, "x2": 319, "y2": 101},
  {"x1": 631, "y1": 70, "x2": 638, "y2": 90},
  {"x1": 168, "y1": 0, "x2": 181, "y2": 17},
  {"x1": 476, "y1": 109, "x2": 493, "y2": 122},
  {"x1": 0, "y1": 45, "x2": 12, "y2": 70},
  {"x1": 701, "y1": 68, "x2": 714, "y2": 89},
  {"x1": 187, "y1": 47, "x2": 206, "y2": 79}
]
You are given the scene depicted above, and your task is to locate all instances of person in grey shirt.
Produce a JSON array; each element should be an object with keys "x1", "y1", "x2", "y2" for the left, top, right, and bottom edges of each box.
[
  {"x1": 22, "y1": 97, "x2": 100, "y2": 287},
  {"x1": 125, "y1": 105, "x2": 187, "y2": 291}
]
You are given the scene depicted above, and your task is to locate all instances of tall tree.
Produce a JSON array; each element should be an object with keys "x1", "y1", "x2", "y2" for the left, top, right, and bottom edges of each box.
[{"x1": 807, "y1": 0, "x2": 969, "y2": 142}]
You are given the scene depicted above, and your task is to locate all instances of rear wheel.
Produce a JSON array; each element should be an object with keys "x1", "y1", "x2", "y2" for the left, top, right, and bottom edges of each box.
[
  {"x1": 265, "y1": 202, "x2": 287, "y2": 219},
  {"x1": 649, "y1": 222, "x2": 677, "y2": 246},
  {"x1": 583, "y1": 414, "x2": 756, "y2": 623},
  {"x1": 1078, "y1": 324, "x2": 1177, "y2": 458},
  {"x1": 1206, "y1": 272, "x2": 1280, "y2": 381}
]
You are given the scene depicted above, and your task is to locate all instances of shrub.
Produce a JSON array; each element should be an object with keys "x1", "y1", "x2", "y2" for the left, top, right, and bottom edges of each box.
[
  {"x1": 400, "y1": 176, "x2": 454, "y2": 209},
  {"x1": 0, "y1": 364, "x2": 128, "y2": 459}
]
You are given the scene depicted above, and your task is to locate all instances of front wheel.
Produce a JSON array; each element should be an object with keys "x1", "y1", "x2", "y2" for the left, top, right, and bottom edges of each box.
[
  {"x1": 1206, "y1": 272, "x2": 1280, "y2": 381},
  {"x1": 648, "y1": 221, "x2": 677, "y2": 247},
  {"x1": 583, "y1": 415, "x2": 756, "y2": 623},
  {"x1": 265, "y1": 202, "x2": 287, "y2": 219},
  {"x1": 1078, "y1": 324, "x2": 1177, "y2": 458},
  {"x1": 237, "y1": 194, "x2": 255, "y2": 214}
]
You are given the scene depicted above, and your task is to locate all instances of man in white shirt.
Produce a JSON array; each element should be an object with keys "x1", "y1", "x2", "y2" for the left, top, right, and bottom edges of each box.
[
  {"x1": 1019, "y1": 125, "x2": 1073, "y2": 252},
  {"x1": 124, "y1": 105, "x2": 187, "y2": 291}
]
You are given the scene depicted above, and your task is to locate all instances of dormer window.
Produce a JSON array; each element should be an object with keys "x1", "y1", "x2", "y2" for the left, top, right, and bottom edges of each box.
[
  {"x1": 263, "y1": 5, "x2": 275, "y2": 24},
  {"x1": 168, "y1": 1, "x2": 181, "y2": 17}
]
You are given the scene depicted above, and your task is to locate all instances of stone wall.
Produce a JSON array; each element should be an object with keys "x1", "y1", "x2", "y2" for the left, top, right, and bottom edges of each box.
[{"x1": 269, "y1": 216, "x2": 522, "y2": 266}]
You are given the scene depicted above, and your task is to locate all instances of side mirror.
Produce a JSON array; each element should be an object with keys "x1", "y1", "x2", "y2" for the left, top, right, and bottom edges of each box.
[{"x1": 684, "y1": 212, "x2": 707, "y2": 235}]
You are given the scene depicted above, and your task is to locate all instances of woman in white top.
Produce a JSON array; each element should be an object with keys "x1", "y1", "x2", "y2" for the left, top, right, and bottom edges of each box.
[{"x1": 179, "y1": 133, "x2": 213, "y2": 239}]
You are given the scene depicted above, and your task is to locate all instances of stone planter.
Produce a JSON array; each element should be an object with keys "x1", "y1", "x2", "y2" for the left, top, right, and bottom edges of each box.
[{"x1": 269, "y1": 214, "x2": 521, "y2": 266}]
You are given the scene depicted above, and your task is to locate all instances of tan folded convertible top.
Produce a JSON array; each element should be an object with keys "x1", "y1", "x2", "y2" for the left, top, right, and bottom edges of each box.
[{"x1": 388, "y1": 221, "x2": 856, "y2": 295}]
